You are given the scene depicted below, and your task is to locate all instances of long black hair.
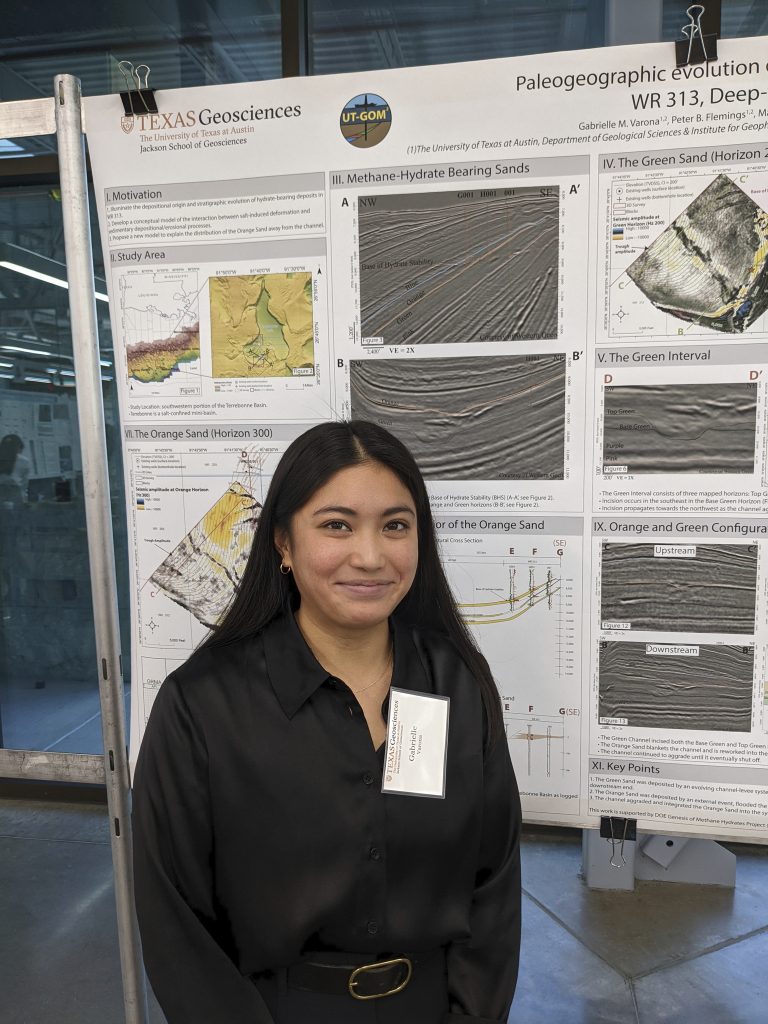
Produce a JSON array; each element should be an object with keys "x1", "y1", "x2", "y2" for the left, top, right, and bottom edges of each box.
[
  {"x1": 200, "y1": 420, "x2": 504, "y2": 751},
  {"x1": 0, "y1": 434, "x2": 23, "y2": 476}
]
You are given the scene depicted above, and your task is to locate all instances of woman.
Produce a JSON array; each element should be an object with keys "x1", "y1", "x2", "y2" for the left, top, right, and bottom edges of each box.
[
  {"x1": 132, "y1": 420, "x2": 521, "y2": 1024},
  {"x1": 0, "y1": 434, "x2": 30, "y2": 507}
]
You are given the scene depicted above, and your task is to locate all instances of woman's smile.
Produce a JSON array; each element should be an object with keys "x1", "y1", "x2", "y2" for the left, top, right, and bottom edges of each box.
[
  {"x1": 335, "y1": 579, "x2": 395, "y2": 598},
  {"x1": 276, "y1": 461, "x2": 418, "y2": 633}
]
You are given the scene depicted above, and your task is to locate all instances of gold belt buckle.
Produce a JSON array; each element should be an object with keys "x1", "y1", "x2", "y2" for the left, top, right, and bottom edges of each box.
[{"x1": 348, "y1": 956, "x2": 412, "y2": 1000}]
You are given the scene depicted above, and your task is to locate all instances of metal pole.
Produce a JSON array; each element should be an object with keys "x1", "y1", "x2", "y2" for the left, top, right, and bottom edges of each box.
[
  {"x1": 53, "y1": 73, "x2": 149, "y2": 1024},
  {"x1": 281, "y1": 0, "x2": 309, "y2": 76}
]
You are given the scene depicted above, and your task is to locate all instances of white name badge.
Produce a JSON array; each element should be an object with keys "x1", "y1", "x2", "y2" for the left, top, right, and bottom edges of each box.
[{"x1": 381, "y1": 687, "x2": 450, "y2": 799}]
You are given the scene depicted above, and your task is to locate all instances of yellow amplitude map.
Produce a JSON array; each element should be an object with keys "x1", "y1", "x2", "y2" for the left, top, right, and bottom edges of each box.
[{"x1": 209, "y1": 272, "x2": 314, "y2": 378}]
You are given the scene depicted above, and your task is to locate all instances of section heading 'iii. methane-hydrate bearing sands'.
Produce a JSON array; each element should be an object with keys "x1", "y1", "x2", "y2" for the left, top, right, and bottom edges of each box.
[
  {"x1": 600, "y1": 542, "x2": 758, "y2": 634},
  {"x1": 602, "y1": 382, "x2": 757, "y2": 475},
  {"x1": 358, "y1": 187, "x2": 559, "y2": 345},
  {"x1": 598, "y1": 641, "x2": 753, "y2": 732},
  {"x1": 350, "y1": 354, "x2": 565, "y2": 480},
  {"x1": 626, "y1": 174, "x2": 768, "y2": 333}
]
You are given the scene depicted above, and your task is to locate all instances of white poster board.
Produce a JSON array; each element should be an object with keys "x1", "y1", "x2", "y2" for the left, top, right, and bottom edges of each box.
[{"x1": 84, "y1": 36, "x2": 768, "y2": 839}]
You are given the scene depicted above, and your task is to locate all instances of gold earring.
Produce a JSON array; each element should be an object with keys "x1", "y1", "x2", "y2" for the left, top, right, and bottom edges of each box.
[{"x1": 279, "y1": 562, "x2": 292, "y2": 575}]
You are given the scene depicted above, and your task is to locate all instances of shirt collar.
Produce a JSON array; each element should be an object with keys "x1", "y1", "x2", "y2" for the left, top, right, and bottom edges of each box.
[
  {"x1": 262, "y1": 610, "x2": 330, "y2": 719},
  {"x1": 262, "y1": 609, "x2": 431, "y2": 720}
]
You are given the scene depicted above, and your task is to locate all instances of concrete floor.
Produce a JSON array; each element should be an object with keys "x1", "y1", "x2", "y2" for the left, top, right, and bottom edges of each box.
[
  {"x1": 1, "y1": 795, "x2": 767, "y2": 1023},
  {"x1": 0, "y1": 679, "x2": 124, "y2": 753}
]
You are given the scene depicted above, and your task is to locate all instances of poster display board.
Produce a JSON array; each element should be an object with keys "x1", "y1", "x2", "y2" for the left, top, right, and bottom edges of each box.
[
  {"x1": 84, "y1": 36, "x2": 768, "y2": 839},
  {"x1": 0, "y1": 392, "x2": 80, "y2": 488}
]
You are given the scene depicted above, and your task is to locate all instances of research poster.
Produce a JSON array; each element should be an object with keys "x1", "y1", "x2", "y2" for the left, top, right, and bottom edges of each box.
[{"x1": 84, "y1": 36, "x2": 768, "y2": 840}]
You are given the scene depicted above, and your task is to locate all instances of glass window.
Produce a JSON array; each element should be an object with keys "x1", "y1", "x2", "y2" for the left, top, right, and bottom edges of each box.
[
  {"x1": 0, "y1": 0, "x2": 284, "y2": 759},
  {"x1": 662, "y1": 1, "x2": 767, "y2": 41},
  {"x1": 0, "y1": 183, "x2": 129, "y2": 754},
  {"x1": 311, "y1": 1, "x2": 760, "y2": 76},
  {"x1": 310, "y1": 0, "x2": 607, "y2": 74},
  {"x1": 0, "y1": 1, "x2": 281, "y2": 104}
]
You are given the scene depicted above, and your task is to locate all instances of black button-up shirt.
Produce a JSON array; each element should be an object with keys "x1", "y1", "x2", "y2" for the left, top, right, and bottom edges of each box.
[{"x1": 132, "y1": 610, "x2": 521, "y2": 1023}]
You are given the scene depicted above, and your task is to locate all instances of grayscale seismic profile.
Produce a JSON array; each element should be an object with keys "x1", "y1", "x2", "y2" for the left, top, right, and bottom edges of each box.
[
  {"x1": 600, "y1": 542, "x2": 758, "y2": 634},
  {"x1": 602, "y1": 382, "x2": 757, "y2": 474},
  {"x1": 358, "y1": 187, "x2": 559, "y2": 345},
  {"x1": 350, "y1": 354, "x2": 565, "y2": 480},
  {"x1": 626, "y1": 174, "x2": 768, "y2": 333},
  {"x1": 598, "y1": 641, "x2": 753, "y2": 732}
]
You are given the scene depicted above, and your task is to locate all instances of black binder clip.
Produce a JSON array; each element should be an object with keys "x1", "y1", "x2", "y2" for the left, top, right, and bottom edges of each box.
[
  {"x1": 599, "y1": 816, "x2": 637, "y2": 868},
  {"x1": 118, "y1": 60, "x2": 158, "y2": 119},
  {"x1": 675, "y1": 4, "x2": 718, "y2": 68}
]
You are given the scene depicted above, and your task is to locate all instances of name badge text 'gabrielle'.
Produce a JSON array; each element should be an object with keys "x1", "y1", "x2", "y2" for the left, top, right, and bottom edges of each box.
[{"x1": 381, "y1": 688, "x2": 450, "y2": 799}]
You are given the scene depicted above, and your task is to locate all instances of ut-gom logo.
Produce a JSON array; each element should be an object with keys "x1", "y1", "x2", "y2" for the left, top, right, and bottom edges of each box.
[{"x1": 340, "y1": 94, "x2": 392, "y2": 148}]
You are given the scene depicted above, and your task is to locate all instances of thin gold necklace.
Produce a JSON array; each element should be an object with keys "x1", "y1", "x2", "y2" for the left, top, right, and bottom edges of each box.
[
  {"x1": 298, "y1": 617, "x2": 393, "y2": 696},
  {"x1": 349, "y1": 646, "x2": 393, "y2": 696}
]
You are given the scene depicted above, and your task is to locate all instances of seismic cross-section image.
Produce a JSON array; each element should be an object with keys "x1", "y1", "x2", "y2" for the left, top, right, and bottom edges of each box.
[
  {"x1": 598, "y1": 641, "x2": 753, "y2": 732},
  {"x1": 600, "y1": 542, "x2": 758, "y2": 634},
  {"x1": 358, "y1": 187, "x2": 559, "y2": 345},
  {"x1": 626, "y1": 174, "x2": 768, "y2": 333},
  {"x1": 350, "y1": 354, "x2": 565, "y2": 480},
  {"x1": 150, "y1": 482, "x2": 261, "y2": 628},
  {"x1": 602, "y1": 382, "x2": 757, "y2": 475}
]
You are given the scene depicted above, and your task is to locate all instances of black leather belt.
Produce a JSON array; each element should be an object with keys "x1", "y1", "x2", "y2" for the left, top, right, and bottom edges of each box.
[
  {"x1": 255, "y1": 949, "x2": 442, "y2": 1001},
  {"x1": 290, "y1": 955, "x2": 413, "y2": 1000}
]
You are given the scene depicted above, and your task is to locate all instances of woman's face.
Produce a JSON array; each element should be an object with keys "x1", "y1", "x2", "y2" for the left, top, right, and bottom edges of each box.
[{"x1": 276, "y1": 461, "x2": 419, "y2": 633}]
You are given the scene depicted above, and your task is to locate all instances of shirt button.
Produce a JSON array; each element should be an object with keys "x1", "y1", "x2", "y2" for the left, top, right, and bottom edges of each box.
[
  {"x1": 362, "y1": 772, "x2": 374, "y2": 785},
  {"x1": 369, "y1": 847, "x2": 381, "y2": 861},
  {"x1": 367, "y1": 920, "x2": 379, "y2": 935}
]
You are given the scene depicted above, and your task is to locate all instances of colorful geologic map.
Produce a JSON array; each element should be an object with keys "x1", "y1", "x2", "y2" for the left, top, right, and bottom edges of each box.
[{"x1": 209, "y1": 272, "x2": 314, "y2": 377}]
